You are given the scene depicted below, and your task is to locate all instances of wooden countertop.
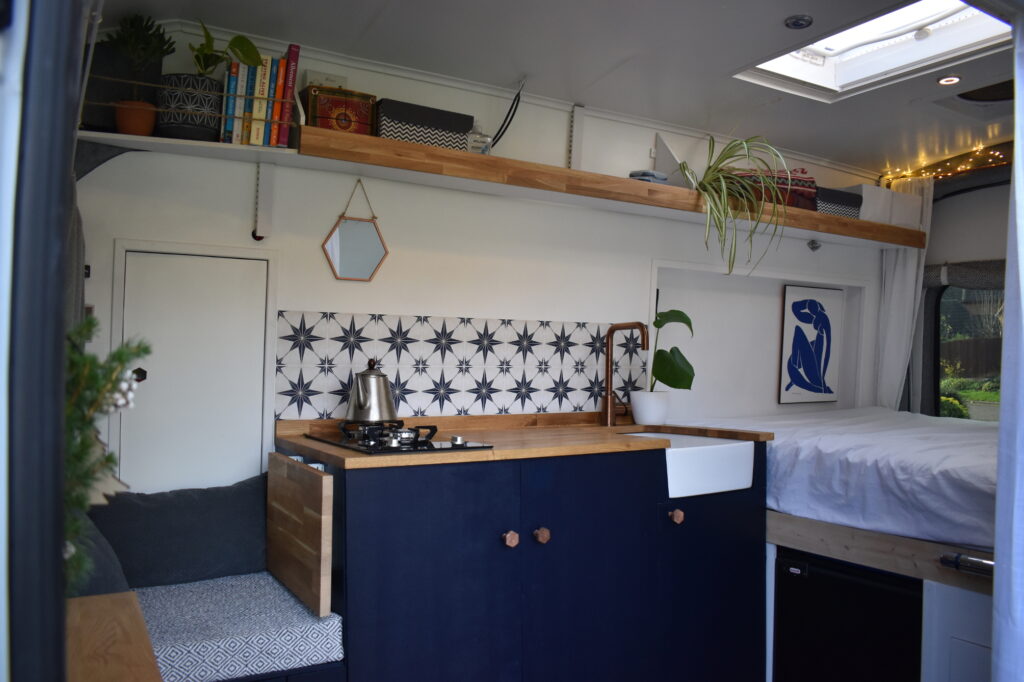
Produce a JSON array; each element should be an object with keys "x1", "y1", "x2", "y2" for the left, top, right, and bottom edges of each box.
[
  {"x1": 66, "y1": 592, "x2": 161, "y2": 682},
  {"x1": 275, "y1": 413, "x2": 772, "y2": 469}
]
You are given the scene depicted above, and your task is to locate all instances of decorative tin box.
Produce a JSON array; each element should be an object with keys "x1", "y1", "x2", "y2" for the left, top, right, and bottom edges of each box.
[
  {"x1": 376, "y1": 99, "x2": 473, "y2": 150},
  {"x1": 305, "y1": 86, "x2": 377, "y2": 135}
]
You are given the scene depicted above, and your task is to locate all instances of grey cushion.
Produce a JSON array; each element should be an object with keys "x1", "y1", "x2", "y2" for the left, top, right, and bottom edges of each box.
[
  {"x1": 70, "y1": 512, "x2": 130, "y2": 597},
  {"x1": 89, "y1": 474, "x2": 267, "y2": 588},
  {"x1": 135, "y1": 572, "x2": 343, "y2": 682}
]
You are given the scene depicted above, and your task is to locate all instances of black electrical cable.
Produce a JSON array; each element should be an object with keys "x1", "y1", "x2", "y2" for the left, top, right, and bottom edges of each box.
[{"x1": 491, "y1": 80, "x2": 524, "y2": 148}]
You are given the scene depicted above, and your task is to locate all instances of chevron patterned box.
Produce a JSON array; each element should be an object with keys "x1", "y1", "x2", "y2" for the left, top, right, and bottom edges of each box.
[{"x1": 377, "y1": 99, "x2": 473, "y2": 150}]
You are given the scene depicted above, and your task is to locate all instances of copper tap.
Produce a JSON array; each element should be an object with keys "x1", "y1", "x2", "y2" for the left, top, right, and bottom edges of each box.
[{"x1": 602, "y1": 322, "x2": 649, "y2": 427}]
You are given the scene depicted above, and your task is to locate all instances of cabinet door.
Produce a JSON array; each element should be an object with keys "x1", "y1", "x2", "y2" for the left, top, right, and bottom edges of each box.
[
  {"x1": 520, "y1": 450, "x2": 664, "y2": 682},
  {"x1": 343, "y1": 461, "x2": 523, "y2": 682},
  {"x1": 658, "y1": 444, "x2": 766, "y2": 682}
]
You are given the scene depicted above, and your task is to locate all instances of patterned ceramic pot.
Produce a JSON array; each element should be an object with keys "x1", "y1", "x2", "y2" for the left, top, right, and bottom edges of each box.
[{"x1": 157, "y1": 74, "x2": 222, "y2": 142}]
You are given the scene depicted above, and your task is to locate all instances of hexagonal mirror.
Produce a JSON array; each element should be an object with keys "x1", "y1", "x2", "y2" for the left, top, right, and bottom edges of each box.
[{"x1": 322, "y1": 216, "x2": 388, "y2": 281}]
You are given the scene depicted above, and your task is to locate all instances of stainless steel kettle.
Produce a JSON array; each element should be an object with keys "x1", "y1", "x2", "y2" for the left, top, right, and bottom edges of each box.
[{"x1": 345, "y1": 359, "x2": 398, "y2": 423}]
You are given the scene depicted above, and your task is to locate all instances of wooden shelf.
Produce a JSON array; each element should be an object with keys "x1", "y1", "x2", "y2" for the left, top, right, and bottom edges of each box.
[
  {"x1": 77, "y1": 128, "x2": 925, "y2": 249},
  {"x1": 298, "y1": 127, "x2": 926, "y2": 249}
]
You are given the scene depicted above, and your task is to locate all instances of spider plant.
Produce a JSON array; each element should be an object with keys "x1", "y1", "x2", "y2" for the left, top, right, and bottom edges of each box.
[{"x1": 679, "y1": 136, "x2": 790, "y2": 274}]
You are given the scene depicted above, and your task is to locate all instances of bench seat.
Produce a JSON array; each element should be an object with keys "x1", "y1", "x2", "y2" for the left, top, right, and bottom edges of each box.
[{"x1": 135, "y1": 572, "x2": 343, "y2": 682}]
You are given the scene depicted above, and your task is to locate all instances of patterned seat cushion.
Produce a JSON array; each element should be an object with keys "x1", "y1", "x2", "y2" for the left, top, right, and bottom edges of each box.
[{"x1": 135, "y1": 572, "x2": 343, "y2": 682}]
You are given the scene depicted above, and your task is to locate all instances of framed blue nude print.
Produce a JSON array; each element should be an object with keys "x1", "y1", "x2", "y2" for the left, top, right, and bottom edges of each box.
[{"x1": 779, "y1": 285, "x2": 844, "y2": 404}]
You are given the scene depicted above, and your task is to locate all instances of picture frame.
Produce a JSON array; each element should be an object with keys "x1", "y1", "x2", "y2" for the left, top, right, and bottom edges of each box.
[{"x1": 779, "y1": 285, "x2": 844, "y2": 404}]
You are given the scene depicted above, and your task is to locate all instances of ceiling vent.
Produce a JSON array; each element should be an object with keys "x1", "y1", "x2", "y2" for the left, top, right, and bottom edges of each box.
[
  {"x1": 957, "y1": 79, "x2": 1012, "y2": 101},
  {"x1": 933, "y1": 78, "x2": 1013, "y2": 120}
]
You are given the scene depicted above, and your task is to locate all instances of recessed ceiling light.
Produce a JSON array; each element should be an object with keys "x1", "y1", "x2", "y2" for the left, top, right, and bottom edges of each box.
[
  {"x1": 938, "y1": 74, "x2": 961, "y2": 85},
  {"x1": 737, "y1": 0, "x2": 1010, "y2": 103},
  {"x1": 785, "y1": 15, "x2": 814, "y2": 30}
]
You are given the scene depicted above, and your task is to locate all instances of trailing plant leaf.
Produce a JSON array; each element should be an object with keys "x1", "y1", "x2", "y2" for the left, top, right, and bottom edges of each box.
[
  {"x1": 649, "y1": 309, "x2": 694, "y2": 391},
  {"x1": 190, "y1": 20, "x2": 261, "y2": 76},
  {"x1": 680, "y1": 135, "x2": 790, "y2": 273},
  {"x1": 65, "y1": 317, "x2": 150, "y2": 593}
]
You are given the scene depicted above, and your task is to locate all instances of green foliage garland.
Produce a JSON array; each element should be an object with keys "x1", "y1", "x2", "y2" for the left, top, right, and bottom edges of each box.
[{"x1": 65, "y1": 317, "x2": 149, "y2": 592}]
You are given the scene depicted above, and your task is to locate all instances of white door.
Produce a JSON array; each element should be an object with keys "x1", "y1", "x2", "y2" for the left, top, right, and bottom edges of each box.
[{"x1": 119, "y1": 251, "x2": 268, "y2": 493}]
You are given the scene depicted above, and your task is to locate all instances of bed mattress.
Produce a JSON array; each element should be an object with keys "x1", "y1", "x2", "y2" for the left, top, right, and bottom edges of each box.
[{"x1": 705, "y1": 407, "x2": 998, "y2": 548}]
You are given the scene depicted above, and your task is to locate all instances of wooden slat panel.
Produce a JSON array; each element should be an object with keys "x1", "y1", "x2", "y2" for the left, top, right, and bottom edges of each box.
[
  {"x1": 66, "y1": 592, "x2": 162, "y2": 682},
  {"x1": 267, "y1": 452, "x2": 333, "y2": 616},
  {"x1": 299, "y1": 127, "x2": 925, "y2": 249},
  {"x1": 767, "y1": 510, "x2": 992, "y2": 594}
]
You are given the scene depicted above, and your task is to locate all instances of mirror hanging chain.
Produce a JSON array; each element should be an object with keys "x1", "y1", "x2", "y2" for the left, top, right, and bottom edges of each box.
[{"x1": 340, "y1": 178, "x2": 378, "y2": 221}]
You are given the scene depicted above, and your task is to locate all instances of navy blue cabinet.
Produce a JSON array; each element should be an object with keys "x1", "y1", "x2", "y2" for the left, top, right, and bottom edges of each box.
[
  {"x1": 332, "y1": 445, "x2": 765, "y2": 682},
  {"x1": 342, "y1": 460, "x2": 524, "y2": 682},
  {"x1": 657, "y1": 441, "x2": 767, "y2": 681}
]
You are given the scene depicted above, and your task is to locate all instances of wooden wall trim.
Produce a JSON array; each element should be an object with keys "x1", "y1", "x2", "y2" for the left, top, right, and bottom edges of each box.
[{"x1": 767, "y1": 510, "x2": 992, "y2": 594}]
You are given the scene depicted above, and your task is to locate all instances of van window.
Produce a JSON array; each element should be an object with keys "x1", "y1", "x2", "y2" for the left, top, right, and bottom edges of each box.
[{"x1": 938, "y1": 286, "x2": 1002, "y2": 420}]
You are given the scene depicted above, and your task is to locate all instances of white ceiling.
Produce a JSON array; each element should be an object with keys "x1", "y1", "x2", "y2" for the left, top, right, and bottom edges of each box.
[{"x1": 102, "y1": 0, "x2": 1014, "y2": 174}]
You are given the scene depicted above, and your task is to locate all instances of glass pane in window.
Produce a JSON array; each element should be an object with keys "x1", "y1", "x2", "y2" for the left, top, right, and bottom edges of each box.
[{"x1": 938, "y1": 286, "x2": 1003, "y2": 420}]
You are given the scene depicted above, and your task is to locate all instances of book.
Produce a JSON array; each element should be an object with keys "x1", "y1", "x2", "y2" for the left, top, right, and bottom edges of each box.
[
  {"x1": 231, "y1": 63, "x2": 248, "y2": 144},
  {"x1": 241, "y1": 63, "x2": 257, "y2": 144},
  {"x1": 277, "y1": 44, "x2": 301, "y2": 148},
  {"x1": 268, "y1": 56, "x2": 287, "y2": 146},
  {"x1": 263, "y1": 57, "x2": 280, "y2": 146},
  {"x1": 222, "y1": 62, "x2": 239, "y2": 143},
  {"x1": 249, "y1": 55, "x2": 271, "y2": 145}
]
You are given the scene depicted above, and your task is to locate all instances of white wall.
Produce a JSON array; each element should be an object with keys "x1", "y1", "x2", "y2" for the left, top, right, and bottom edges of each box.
[
  {"x1": 926, "y1": 184, "x2": 1010, "y2": 265},
  {"x1": 654, "y1": 248, "x2": 878, "y2": 420},
  {"x1": 78, "y1": 150, "x2": 883, "y2": 421},
  {"x1": 79, "y1": 21, "x2": 888, "y2": 422}
]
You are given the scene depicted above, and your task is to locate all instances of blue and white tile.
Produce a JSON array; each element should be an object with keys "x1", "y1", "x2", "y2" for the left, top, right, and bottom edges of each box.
[
  {"x1": 275, "y1": 366, "x2": 323, "y2": 419},
  {"x1": 464, "y1": 319, "x2": 506, "y2": 366},
  {"x1": 329, "y1": 314, "x2": 384, "y2": 366},
  {"x1": 419, "y1": 318, "x2": 468, "y2": 366},
  {"x1": 419, "y1": 367, "x2": 464, "y2": 416},
  {"x1": 542, "y1": 369, "x2": 579, "y2": 412},
  {"x1": 378, "y1": 315, "x2": 432, "y2": 366},
  {"x1": 277, "y1": 311, "x2": 332, "y2": 366}
]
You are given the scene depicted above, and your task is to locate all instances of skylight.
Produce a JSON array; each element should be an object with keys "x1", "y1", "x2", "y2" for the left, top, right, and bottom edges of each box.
[{"x1": 735, "y1": 0, "x2": 1011, "y2": 102}]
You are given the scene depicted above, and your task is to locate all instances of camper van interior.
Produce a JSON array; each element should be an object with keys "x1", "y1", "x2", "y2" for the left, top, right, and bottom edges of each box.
[{"x1": 1, "y1": 0, "x2": 1020, "y2": 680}]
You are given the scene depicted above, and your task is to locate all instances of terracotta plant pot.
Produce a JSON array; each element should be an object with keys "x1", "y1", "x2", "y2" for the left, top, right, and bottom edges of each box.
[
  {"x1": 157, "y1": 73, "x2": 223, "y2": 142},
  {"x1": 114, "y1": 101, "x2": 157, "y2": 136}
]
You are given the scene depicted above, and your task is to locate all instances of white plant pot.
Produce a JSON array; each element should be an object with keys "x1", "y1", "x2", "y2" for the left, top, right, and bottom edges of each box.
[{"x1": 631, "y1": 390, "x2": 670, "y2": 425}]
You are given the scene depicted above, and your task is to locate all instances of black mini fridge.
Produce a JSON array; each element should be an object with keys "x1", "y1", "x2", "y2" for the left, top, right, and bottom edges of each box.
[{"x1": 773, "y1": 547, "x2": 923, "y2": 682}]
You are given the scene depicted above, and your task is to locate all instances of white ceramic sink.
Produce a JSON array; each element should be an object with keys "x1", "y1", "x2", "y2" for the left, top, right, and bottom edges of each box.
[{"x1": 629, "y1": 433, "x2": 754, "y2": 498}]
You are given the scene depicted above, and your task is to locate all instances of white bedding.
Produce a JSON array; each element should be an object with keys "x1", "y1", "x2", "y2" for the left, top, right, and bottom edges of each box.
[{"x1": 704, "y1": 407, "x2": 998, "y2": 548}]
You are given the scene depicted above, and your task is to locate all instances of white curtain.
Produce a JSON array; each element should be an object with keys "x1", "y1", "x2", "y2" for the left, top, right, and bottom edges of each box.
[
  {"x1": 875, "y1": 177, "x2": 934, "y2": 409},
  {"x1": 993, "y1": 17, "x2": 1024, "y2": 682}
]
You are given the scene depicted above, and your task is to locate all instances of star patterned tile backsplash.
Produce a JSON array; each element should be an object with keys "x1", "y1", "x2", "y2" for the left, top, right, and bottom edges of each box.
[{"x1": 276, "y1": 311, "x2": 648, "y2": 420}]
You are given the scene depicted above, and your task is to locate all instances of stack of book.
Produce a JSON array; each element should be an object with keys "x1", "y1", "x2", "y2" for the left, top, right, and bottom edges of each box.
[{"x1": 221, "y1": 43, "x2": 301, "y2": 147}]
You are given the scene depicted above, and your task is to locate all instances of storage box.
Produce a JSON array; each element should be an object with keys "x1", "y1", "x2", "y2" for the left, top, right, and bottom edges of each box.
[
  {"x1": 376, "y1": 99, "x2": 473, "y2": 150},
  {"x1": 304, "y1": 86, "x2": 376, "y2": 135}
]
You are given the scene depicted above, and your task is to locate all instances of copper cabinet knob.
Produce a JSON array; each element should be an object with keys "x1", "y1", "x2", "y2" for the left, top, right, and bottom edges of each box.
[
  {"x1": 502, "y1": 530, "x2": 520, "y2": 548},
  {"x1": 668, "y1": 509, "x2": 685, "y2": 525},
  {"x1": 533, "y1": 527, "x2": 552, "y2": 544}
]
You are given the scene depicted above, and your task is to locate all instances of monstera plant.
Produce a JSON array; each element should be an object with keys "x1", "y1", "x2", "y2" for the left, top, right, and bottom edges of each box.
[{"x1": 631, "y1": 309, "x2": 694, "y2": 426}]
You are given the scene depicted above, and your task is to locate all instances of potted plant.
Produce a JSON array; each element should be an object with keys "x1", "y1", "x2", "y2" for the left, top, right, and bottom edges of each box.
[
  {"x1": 101, "y1": 14, "x2": 175, "y2": 136},
  {"x1": 157, "y1": 21, "x2": 261, "y2": 141},
  {"x1": 679, "y1": 136, "x2": 790, "y2": 274},
  {"x1": 631, "y1": 309, "x2": 694, "y2": 425}
]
